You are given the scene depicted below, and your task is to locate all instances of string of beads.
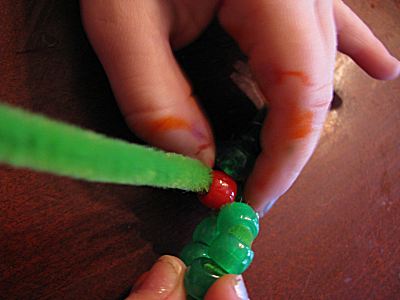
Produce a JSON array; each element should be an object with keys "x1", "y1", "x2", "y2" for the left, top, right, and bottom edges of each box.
[{"x1": 181, "y1": 109, "x2": 266, "y2": 299}]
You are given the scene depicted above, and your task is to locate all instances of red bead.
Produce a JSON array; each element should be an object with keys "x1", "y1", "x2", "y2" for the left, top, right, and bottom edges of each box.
[{"x1": 199, "y1": 170, "x2": 237, "y2": 209}]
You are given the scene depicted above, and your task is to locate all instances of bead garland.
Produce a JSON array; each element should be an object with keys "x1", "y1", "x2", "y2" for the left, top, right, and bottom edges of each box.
[
  {"x1": 181, "y1": 110, "x2": 266, "y2": 299},
  {"x1": 181, "y1": 201, "x2": 259, "y2": 299}
]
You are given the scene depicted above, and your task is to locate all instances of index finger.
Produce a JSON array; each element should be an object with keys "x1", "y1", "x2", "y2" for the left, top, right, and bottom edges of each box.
[{"x1": 219, "y1": 0, "x2": 336, "y2": 213}]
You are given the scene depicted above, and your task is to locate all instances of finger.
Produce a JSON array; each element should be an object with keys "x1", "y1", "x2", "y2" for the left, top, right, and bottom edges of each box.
[
  {"x1": 334, "y1": 0, "x2": 400, "y2": 80},
  {"x1": 219, "y1": 0, "x2": 336, "y2": 213},
  {"x1": 126, "y1": 255, "x2": 186, "y2": 300},
  {"x1": 80, "y1": 1, "x2": 215, "y2": 166},
  {"x1": 205, "y1": 274, "x2": 249, "y2": 300}
]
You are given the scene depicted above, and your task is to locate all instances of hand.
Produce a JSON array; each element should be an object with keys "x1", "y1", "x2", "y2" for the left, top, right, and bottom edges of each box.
[
  {"x1": 126, "y1": 255, "x2": 248, "y2": 300},
  {"x1": 81, "y1": 0, "x2": 400, "y2": 214}
]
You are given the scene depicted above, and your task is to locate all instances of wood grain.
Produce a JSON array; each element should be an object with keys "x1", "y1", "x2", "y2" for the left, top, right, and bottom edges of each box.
[{"x1": 1, "y1": 1, "x2": 399, "y2": 299}]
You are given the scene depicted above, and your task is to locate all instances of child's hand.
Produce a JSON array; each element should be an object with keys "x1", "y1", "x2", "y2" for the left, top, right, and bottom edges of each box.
[
  {"x1": 126, "y1": 255, "x2": 248, "y2": 300},
  {"x1": 81, "y1": 0, "x2": 399, "y2": 214}
]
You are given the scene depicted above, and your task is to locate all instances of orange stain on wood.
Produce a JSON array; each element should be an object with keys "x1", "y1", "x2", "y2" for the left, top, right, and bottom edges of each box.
[
  {"x1": 276, "y1": 70, "x2": 312, "y2": 86},
  {"x1": 286, "y1": 108, "x2": 314, "y2": 139},
  {"x1": 150, "y1": 116, "x2": 191, "y2": 132}
]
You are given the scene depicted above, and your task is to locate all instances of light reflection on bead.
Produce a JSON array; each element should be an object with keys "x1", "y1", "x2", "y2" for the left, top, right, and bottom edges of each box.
[
  {"x1": 218, "y1": 202, "x2": 259, "y2": 239},
  {"x1": 208, "y1": 233, "x2": 254, "y2": 274}
]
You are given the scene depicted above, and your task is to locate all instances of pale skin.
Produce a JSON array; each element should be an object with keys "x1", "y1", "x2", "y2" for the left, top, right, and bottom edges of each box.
[{"x1": 80, "y1": 1, "x2": 400, "y2": 298}]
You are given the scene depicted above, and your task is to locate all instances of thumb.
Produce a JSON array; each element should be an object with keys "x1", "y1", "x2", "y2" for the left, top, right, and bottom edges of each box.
[
  {"x1": 126, "y1": 256, "x2": 186, "y2": 300},
  {"x1": 205, "y1": 274, "x2": 249, "y2": 300},
  {"x1": 127, "y1": 256, "x2": 249, "y2": 300}
]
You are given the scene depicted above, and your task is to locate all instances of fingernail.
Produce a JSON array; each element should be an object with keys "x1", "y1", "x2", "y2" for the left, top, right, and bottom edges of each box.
[
  {"x1": 160, "y1": 129, "x2": 214, "y2": 166},
  {"x1": 392, "y1": 54, "x2": 400, "y2": 64},
  {"x1": 132, "y1": 255, "x2": 183, "y2": 296},
  {"x1": 394, "y1": 58, "x2": 400, "y2": 77},
  {"x1": 196, "y1": 145, "x2": 215, "y2": 167},
  {"x1": 232, "y1": 275, "x2": 249, "y2": 300},
  {"x1": 387, "y1": 55, "x2": 400, "y2": 80},
  {"x1": 191, "y1": 123, "x2": 215, "y2": 166},
  {"x1": 259, "y1": 197, "x2": 279, "y2": 217}
]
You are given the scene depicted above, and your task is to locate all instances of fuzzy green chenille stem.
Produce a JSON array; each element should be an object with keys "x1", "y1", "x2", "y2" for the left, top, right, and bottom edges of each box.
[{"x1": 0, "y1": 103, "x2": 212, "y2": 192}]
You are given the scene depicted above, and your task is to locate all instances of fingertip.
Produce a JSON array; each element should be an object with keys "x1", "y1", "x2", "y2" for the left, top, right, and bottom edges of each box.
[
  {"x1": 244, "y1": 129, "x2": 317, "y2": 216},
  {"x1": 381, "y1": 56, "x2": 400, "y2": 80},
  {"x1": 127, "y1": 114, "x2": 215, "y2": 166},
  {"x1": 245, "y1": 174, "x2": 282, "y2": 216},
  {"x1": 127, "y1": 255, "x2": 186, "y2": 300},
  {"x1": 250, "y1": 195, "x2": 280, "y2": 218},
  {"x1": 244, "y1": 153, "x2": 290, "y2": 215},
  {"x1": 354, "y1": 49, "x2": 400, "y2": 80},
  {"x1": 196, "y1": 145, "x2": 216, "y2": 167},
  {"x1": 205, "y1": 275, "x2": 249, "y2": 300},
  {"x1": 335, "y1": 0, "x2": 400, "y2": 81}
]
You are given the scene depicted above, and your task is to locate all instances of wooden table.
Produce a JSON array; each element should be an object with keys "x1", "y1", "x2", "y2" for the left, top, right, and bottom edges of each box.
[{"x1": 1, "y1": 1, "x2": 399, "y2": 299}]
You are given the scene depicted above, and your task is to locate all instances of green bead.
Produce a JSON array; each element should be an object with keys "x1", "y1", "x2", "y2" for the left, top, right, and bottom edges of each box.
[
  {"x1": 193, "y1": 215, "x2": 218, "y2": 246},
  {"x1": 215, "y1": 109, "x2": 266, "y2": 182},
  {"x1": 184, "y1": 258, "x2": 227, "y2": 300},
  {"x1": 218, "y1": 202, "x2": 259, "y2": 239},
  {"x1": 217, "y1": 146, "x2": 249, "y2": 181},
  {"x1": 227, "y1": 224, "x2": 254, "y2": 247},
  {"x1": 208, "y1": 233, "x2": 254, "y2": 274},
  {"x1": 180, "y1": 242, "x2": 209, "y2": 266}
]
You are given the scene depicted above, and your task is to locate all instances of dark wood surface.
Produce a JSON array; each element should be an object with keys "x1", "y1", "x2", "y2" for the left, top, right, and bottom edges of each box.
[{"x1": 1, "y1": 1, "x2": 399, "y2": 299}]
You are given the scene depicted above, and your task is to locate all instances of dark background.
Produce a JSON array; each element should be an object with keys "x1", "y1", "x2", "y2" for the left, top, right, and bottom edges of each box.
[{"x1": 1, "y1": 1, "x2": 399, "y2": 299}]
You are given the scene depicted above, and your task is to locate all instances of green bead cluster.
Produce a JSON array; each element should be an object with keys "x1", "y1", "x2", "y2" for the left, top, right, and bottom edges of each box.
[
  {"x1": 216, "y1": 109, "x2": 266, "y2": 184},
  {"x1": 180, "y1": 202, "x2": 259, "y2": 299}
]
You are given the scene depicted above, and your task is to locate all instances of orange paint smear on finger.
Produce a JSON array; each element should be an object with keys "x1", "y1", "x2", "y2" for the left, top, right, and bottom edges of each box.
[
  {"x1": 250, "y1": 108, "x2": 313, "y2": 195},
  {"x1": 285, "y1": 108, "x2": 314, "y2": 139},
  {"x1": 150, "y1": 116, "x2": 191, "y2": 132},
  {"x1": 276, "y1": 70, "x2": 312, "y2": 86},
  {"x1": 272, "y1": 70, "x2": 317, "y2": 139}
]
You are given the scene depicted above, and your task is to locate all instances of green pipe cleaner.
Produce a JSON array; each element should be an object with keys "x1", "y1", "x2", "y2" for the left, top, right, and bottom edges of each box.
[{"x1": 0, "y1": 103, "x2": 212, "y2": 192}]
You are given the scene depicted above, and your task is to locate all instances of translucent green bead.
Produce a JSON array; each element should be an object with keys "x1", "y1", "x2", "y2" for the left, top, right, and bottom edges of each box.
[
  {"x1": 218, "y1": 202, "x2": 259, "y2": 239},
  {"x1": 216, "y1": 146, "x2": 250, "y2": 181},
  {"x1": 227, "y1": 224, "x2": 254, "y2": 247},
  {"x1": 193, "y1": 215, "x2": 218, "y2": 246},
  {"x1": 180, "y1": 242, "x2": 209, "y2": 266},
  {"x1": 216, "y1": 109, "x2": 266, "y2": 182},
  {"x1": 184, "y1": 258, "x2": 227, "y2": 300},
  {"x1": 208, "y1": 233, "x2": 254, "y2": 274}
]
